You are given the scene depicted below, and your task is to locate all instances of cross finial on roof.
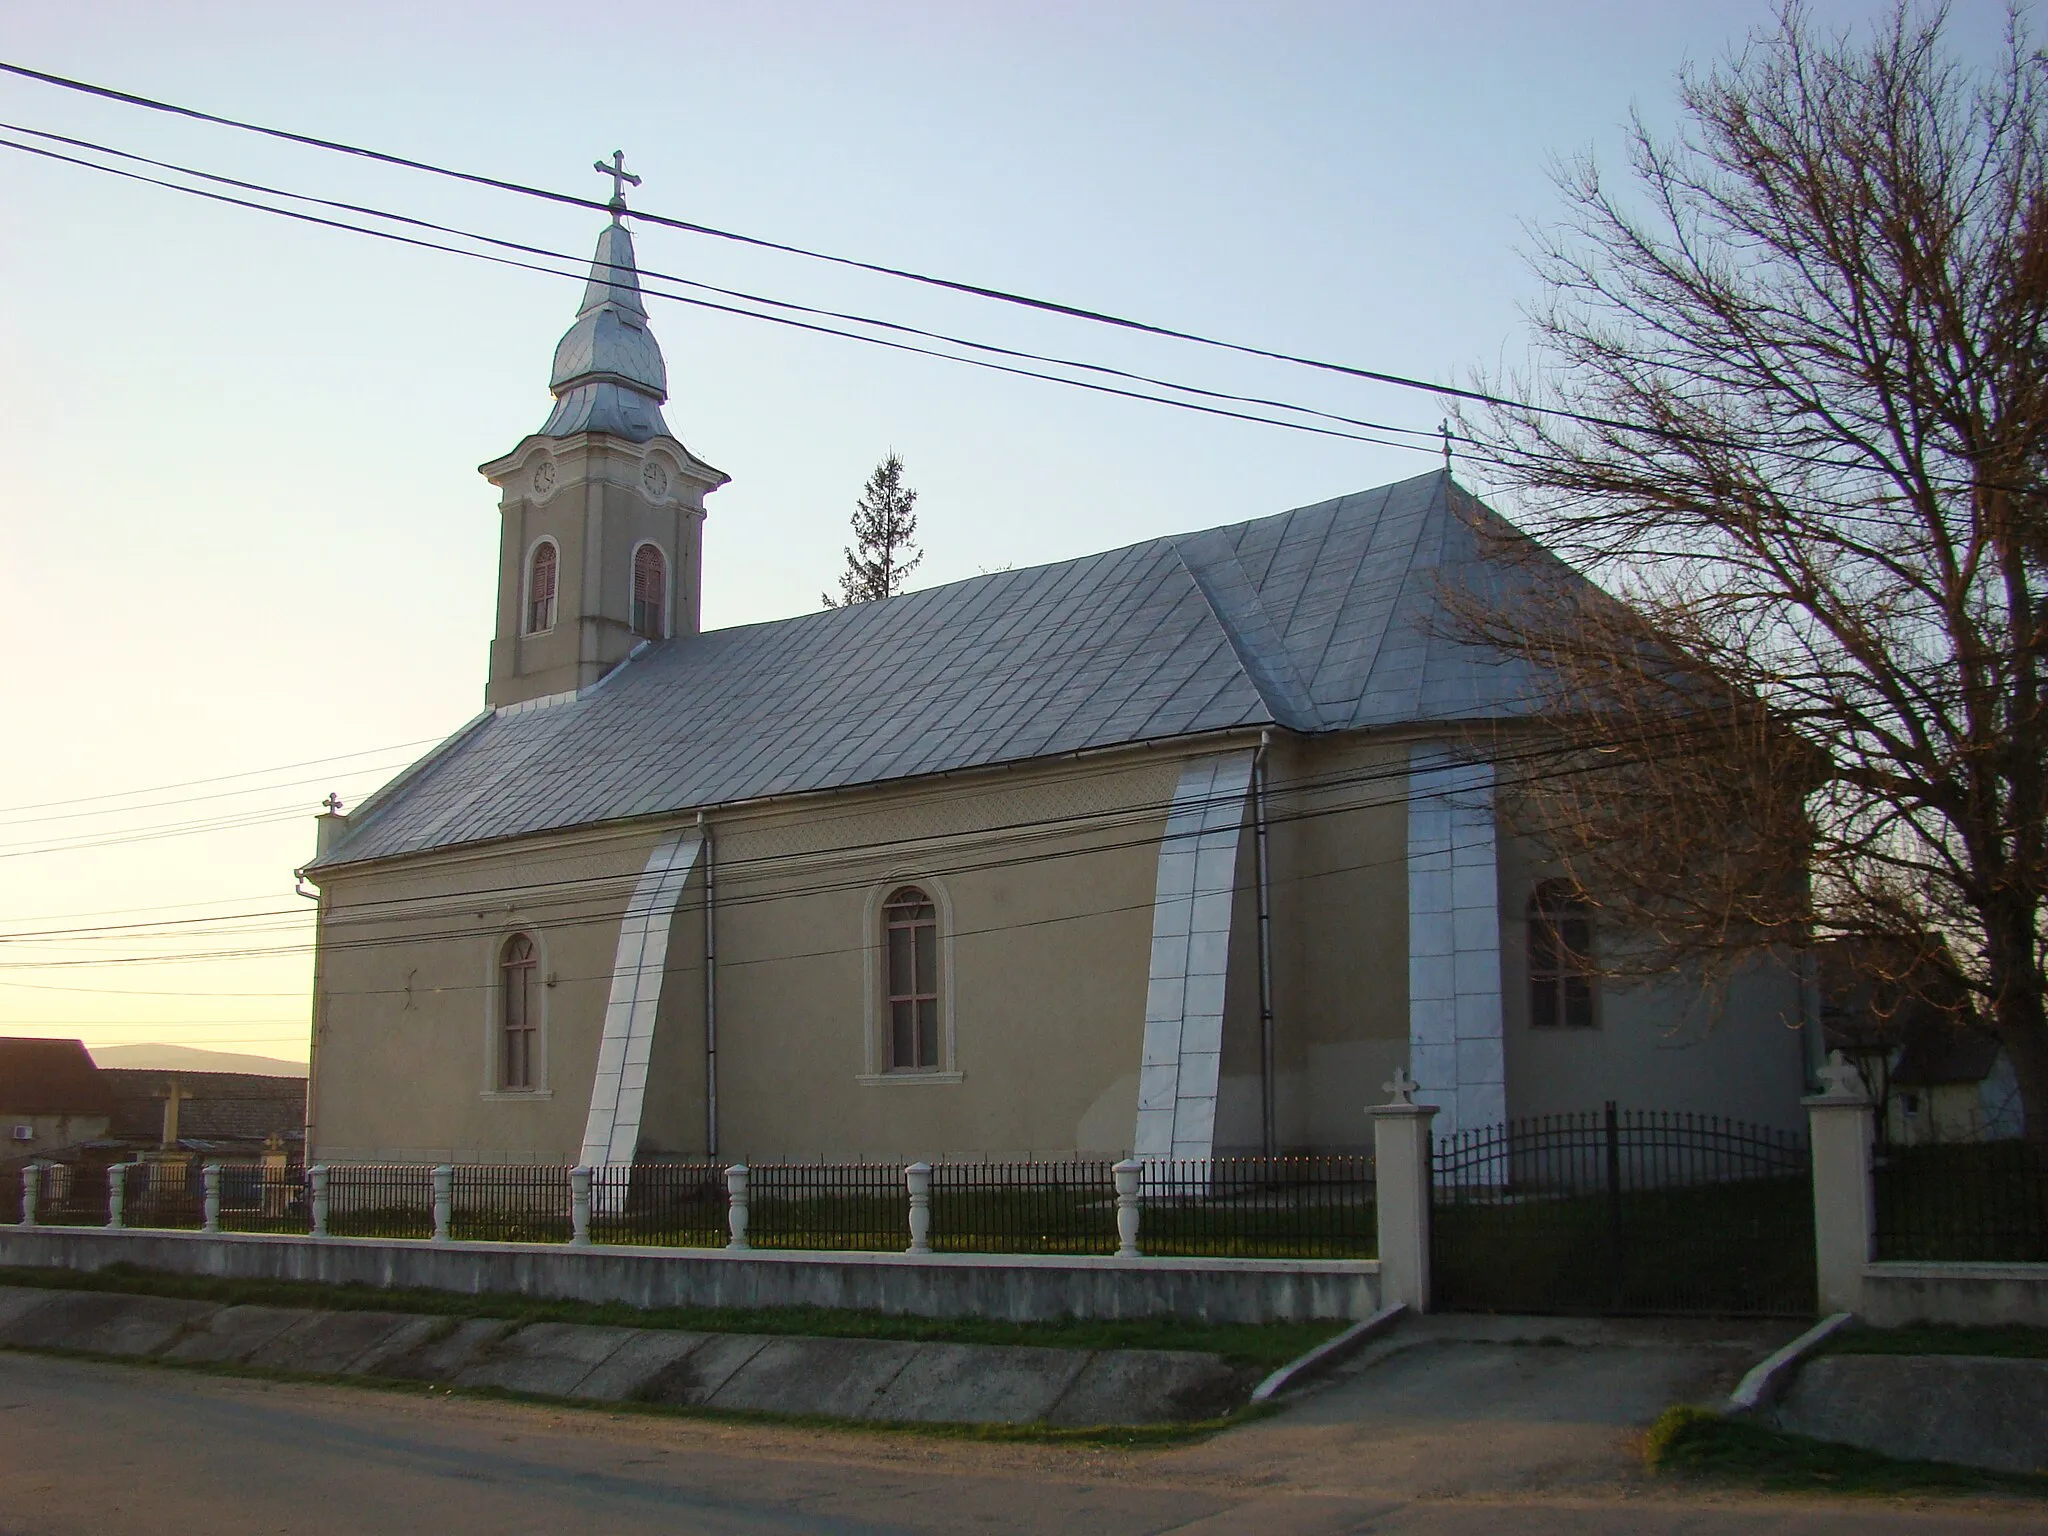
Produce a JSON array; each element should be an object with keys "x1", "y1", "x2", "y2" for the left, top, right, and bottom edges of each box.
[
  {"x1": 322, "y1": 792, "x2": 344, "y2": 815},
  {"x1": 1440, "y1": 420, "x2": 1453, "y2": 473},
  {"x1": 595, "y1": 150, "x2": 642, "y2": 215},
  {"x1": 1381, "y1": 1067, "x2": 1420, "y2": 1106}
]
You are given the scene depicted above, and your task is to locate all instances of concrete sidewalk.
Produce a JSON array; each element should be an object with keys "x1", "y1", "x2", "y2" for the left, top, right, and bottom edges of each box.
[
  {"x1": 0, "y1": 1283, "x2": 1250, "y2": 1425},
  {"x1": 1165, "y1": 1313, "x2": 1806, "y2": 1499}
]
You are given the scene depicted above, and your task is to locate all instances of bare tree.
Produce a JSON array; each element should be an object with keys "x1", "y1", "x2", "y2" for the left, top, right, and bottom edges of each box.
[
  {"x1": 1458, "y1": 2, "x2": 2048, "y2": 1137},
  {"x1": 824, "y1": 453, "x2": 922, "y2": 607}
]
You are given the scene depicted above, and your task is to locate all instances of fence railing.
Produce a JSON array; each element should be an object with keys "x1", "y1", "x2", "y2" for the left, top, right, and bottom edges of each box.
[
  {"x1": 1875, "y1": 1138, "x2": 2048, "y2": 1263},
  {"x1": 1432, "y1": 1104, "x2": 1815, "y2": 1316},
  {"x1": 1137, "y1": 1156, "x2": 1378, "y2": 1258},
  {"x1": 589, "y1": 1162, "x2": 727, "y2": 1247},
  {"x1": 11, "y1": 1155, "x2": 1377, "y2": 1260},
  {"x1": 322, "y1": 1163, "x2": 433, "y2": 1239},
  {"x1": 929, "y1": 1160, "x2": 1119, "y2": 1254}
]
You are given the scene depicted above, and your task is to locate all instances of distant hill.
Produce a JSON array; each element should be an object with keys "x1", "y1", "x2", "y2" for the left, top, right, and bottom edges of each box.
[{"x1": 87, "y1": 1044, "x2": 306, "y2": 1078}]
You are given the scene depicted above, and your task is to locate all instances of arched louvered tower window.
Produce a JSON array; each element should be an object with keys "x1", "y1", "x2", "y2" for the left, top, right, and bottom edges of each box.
[
  {"x1": 631, "y1": 544, "x2": 667, "y2": 640},
  {"x1": 525, "y1": 542, "x2": 558, "y2": 634},
  {"x1": 500, "y1": 933, "x2": 540, "y2": 1089},
  {"x1": 883, "y1": 886, "x2": 940, "y2": 1070},
  {"x1": 1528, "y1": 881, "x2": 1596, "y2": 1029}
]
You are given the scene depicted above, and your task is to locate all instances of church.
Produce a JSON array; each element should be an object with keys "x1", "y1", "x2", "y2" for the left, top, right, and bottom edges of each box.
[{"x1": 300, "y1": 191, "x2": 1811, "y2": 1168}]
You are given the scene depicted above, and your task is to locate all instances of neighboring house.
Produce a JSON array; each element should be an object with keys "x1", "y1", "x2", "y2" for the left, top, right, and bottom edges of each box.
[
  {"x1": 1819, "y1": 937, "x2": 2026, "y2": 1145},
  {"x1": 1888, "y1": 1027, "x2": 2024, "y2": 1145},
  {"x1": 299, "y1": 204, "x2": 1812, "y2": 1167},
  {"x1": 0, "y1": 1038, "x2": 113, "y2": 1157},
  {"x1": 99, "y1": 1069, "x2": 307, "y2": 1161}
]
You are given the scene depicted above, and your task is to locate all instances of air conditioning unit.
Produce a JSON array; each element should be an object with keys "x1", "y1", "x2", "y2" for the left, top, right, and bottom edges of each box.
[{"x1": 10, "y1": 1125, "x2": 33, "y2": 1142}]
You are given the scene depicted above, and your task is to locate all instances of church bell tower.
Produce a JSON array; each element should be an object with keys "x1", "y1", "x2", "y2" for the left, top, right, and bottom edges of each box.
[{"x1": 479, "y1": 154, "x2": 729, "y2": 709}]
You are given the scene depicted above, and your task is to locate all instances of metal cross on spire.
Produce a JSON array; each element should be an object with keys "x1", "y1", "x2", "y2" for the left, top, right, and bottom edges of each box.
[{"x1": 594, "y1": 150, "x2": 642, "y2": 215}]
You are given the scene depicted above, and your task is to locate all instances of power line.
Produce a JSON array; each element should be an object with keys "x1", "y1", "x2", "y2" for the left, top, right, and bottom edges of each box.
[
  {"x1": 0, "y1": 735, "x2": 444, "y2": 818},
  {"x1": 0, "y1": 55, "x2": 1766, "y2": 455},
  {"x1": 0, "y1": 131, "x2": 1452, "y2": 460},
  {"x1": 0, "y1": 120, "x2": 1444, "y2": 451},
  {"x1": 0, "y1": 718, "x2": 1747, "y2": 974},
  {"x1": 0, "y1": 757, "x2": 422, "y2": 831}
]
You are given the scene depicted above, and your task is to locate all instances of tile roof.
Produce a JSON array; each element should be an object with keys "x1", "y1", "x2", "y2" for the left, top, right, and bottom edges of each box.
[
  {"x1": 101, "y1": 1069, "x2": 307, "y2": 1144},
  {"x1": 319, "y1": 470, "x2": 1559, "y2": 869},
  {"x1": 0, "y1": 1038, "x2": 113, "y2": 1117}
]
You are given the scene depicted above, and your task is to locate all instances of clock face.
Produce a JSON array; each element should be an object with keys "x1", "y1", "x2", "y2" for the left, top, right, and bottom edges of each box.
[
  {"x1": 642, "y1": 460, "x2": 669, "y2": 498},
  {"x1": 533, "y1": 459, "x2": 557, "y2": 493}
]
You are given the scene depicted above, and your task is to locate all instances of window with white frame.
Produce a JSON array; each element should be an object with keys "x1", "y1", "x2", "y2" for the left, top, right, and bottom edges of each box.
[
  {"x1": 1528, "y1": 880, "x2": 1596, "y2": 1029},
  {"x1": 631, "y1": 543, "x2": 667, "y2": 640},
  {"x1": 883, "y1": 885, "x2": 940, "y2": 1070},
  {"x1": 500, "y1": 932, "x2": 541, "y2": 1089},
  {"x1": 525, "y1": 541, "x2": 558, "y2": 634}
]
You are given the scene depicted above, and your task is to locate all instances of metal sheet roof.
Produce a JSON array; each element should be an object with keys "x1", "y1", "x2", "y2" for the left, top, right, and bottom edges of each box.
[{"x1": 319, "y1": 469, "x2": 1555, "y2": 869}]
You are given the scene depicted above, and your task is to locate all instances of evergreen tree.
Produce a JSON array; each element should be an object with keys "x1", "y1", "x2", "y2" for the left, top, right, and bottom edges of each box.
[{"x1": 824, "y1": 453, "x2": 922, "y2": 607}]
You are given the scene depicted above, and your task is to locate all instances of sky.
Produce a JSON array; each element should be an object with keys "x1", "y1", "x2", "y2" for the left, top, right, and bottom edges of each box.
[{"x1": 0, "y1": 0, "x2": 2021, "y2": 1065}]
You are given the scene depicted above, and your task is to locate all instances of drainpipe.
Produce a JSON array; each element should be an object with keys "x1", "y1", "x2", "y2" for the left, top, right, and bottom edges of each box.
[
  {"x1": 698, "y1": 809, "x2": 719, "y2": 1158},
  {"x1": 1254, "y1": 730, "x2": 1277, "y2": 1156}
]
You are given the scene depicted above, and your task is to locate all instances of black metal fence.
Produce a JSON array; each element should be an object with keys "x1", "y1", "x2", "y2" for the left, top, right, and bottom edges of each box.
[
  {"x1": 7, "y1": 1154, "x2": 1379, "y2": 1260},
  {"x1": 325, "y1": 1164, "x2": 434, "y2": 1239},
  {"x1": 449, "y1": 1165, "x2": 569, "y2": 1243},
  {"x1": 929, "y1": 1161, "x2": 1119, "y2": 1254},
  {"x1": 746, "y1": 1162, "x2": 908, "y2": 1251},
  {"x1": 24, "y1": 1162, "x2": 108, "y2": 1226},
  {"x1": 125, "y1": 1162, "x2": 206, "y2": 1231},
  {"x1": 1433, "y1": 1104, "x2": 1815, "y2": 1316},
  {"x1": 590, "y1": 1162, "x2": 728, "y2": 1247},
  {"x1": 1140, "y1": 1156, "x2": 1379, "y2": 1258},
  {"x1": 1875, "y1": 1139, "x2": 2048, "y2": 1262}
]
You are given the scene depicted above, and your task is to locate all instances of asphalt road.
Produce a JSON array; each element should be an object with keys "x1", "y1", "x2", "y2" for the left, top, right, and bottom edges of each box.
[{"x1": 0, "y1": 1340, "x2": 2037, "y2": 1534}]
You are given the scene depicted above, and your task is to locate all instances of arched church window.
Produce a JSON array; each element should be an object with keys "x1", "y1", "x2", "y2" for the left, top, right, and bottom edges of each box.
[
  {"x1": 1528, "y1": 881, "x2": 1596, "y2": 1029},
  {"x1": 631, "y1": 544, "x2": 667, "y2": 640},
  {"x1": 883, "y1": 886, "x2": 940, "y2": 1070},
  {"x1": 525, "y1": 542, "x2": 558, "y2": 634},
  {"x1": 500, "y1": 933, "x2": 540, "y2": 1089}
]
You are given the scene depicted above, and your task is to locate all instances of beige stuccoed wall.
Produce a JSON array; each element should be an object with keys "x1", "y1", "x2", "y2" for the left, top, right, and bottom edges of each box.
[
  {"x1": 310, "y1": 749, "x2": 1189, "y2": 1164},
  {"x1": 485, "y1": 435, "x2": 709, "y2": 707},
  {"x1": 687, "y1": 753, "x2": 1180, "y2": 1160},
  {"x1": 308, "y1": 722, "x2": 1814, "y2": 1165},
  {"x1": 1493, "y1": 802, "x2": 1809, "y2": 1132},
  {"x1": 1261, "y1": 734, "x2": 1413, "y2": 1154},
  {"x1": 0, "y1": 1114, "x2": 112, "y2": 1158},
  {"x1": 310, "y1": 830, "x2": 660, "y2": 1163}
]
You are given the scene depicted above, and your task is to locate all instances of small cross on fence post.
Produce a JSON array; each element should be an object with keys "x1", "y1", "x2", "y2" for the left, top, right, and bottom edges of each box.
[
  {"x1": 1816, "y1": 1050, "x2": 1867, "y2": 1101},
  {"x1": 1381, "y1": 1066, "x2": 1420, "y2": 1107}
]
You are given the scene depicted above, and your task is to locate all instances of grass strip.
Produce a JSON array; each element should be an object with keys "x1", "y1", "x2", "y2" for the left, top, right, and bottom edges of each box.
[
  {"x1": 1822, "y1": 1323, "x2": 2048, "y2": 1360},
  {"x1": 1644, "y1": 1405, "x2": 2048, "y2": 1498},
  {"x1": 0, "y1": 1263, "x2": 1344, "y2": 1370}
]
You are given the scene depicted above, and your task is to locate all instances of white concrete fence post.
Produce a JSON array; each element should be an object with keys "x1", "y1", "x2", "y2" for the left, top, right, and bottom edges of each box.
[
  {"x1": 106, "y1": 1162, "x2": 133, "y2": 1229},
  {"x1": 308, "y1": 1164, "x2": 330, "y2": 1238},
  {"x1": 568, "y1": 1166, "x2": 593, "y2": 1248},
  {"x1": 18, "y1": 1163, "x2": 40, "y2": 1228},
  {"x1": 1806, "y1": 1051, "x2": 1877, "y2": 1315},
  {"x1": 431, "y1": 1165, "x2": 454, "y2": 1244},
  {"x1": 1112, "y1": 1157, "x2": 1143, "y2": 1258},
  {"x1": 725, "y1": 1163, "x2": 750, "y2": 1251},
  {"x1": 201, "y1": 1163, "x2": 222, "y2": 1233},
  {"x1": 905, "y1": 1162, "x2": 933, "y2": 1255},
  {"x1": 1370, "y1": 1069, "x2": 1439, "y2": 1313}
]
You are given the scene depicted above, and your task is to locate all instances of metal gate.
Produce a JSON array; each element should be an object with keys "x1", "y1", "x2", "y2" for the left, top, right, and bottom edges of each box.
[{"x1": 1431, "y1": 1103, "x2": 1816, "y2": 1316}]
